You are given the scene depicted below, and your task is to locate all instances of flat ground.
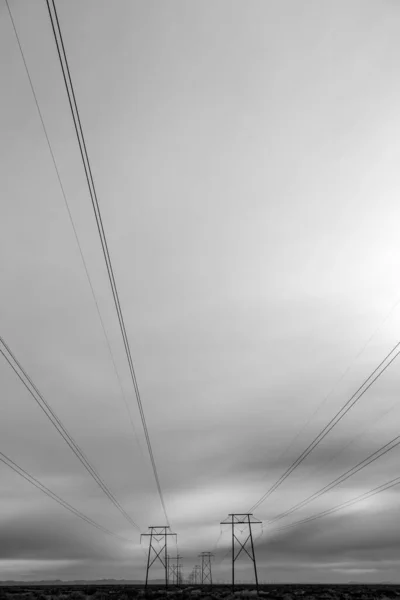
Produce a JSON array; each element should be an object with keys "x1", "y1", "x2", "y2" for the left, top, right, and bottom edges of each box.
[{"x1": 1, "y1": 585, "x2": 400, "y2": 600}]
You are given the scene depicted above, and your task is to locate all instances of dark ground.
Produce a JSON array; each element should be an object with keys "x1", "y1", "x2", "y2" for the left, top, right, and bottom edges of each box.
[{"x1": 1, "y1": 585, "x2": 400, "y2": 600}]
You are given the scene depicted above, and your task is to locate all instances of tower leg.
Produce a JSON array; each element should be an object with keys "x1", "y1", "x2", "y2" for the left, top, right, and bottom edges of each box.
[
  {"x1": 145, "y1": 531, "x2": 152, "y2": 590},
  {"x1": 165, "y1": 533, "x2": 168, "y2": 588},
  {"x1": 232, "y1": 521, "x2": 235, "y2": 591},
  {"x1": 248, "y1": 515, "x2": 259, "y2": 593}
]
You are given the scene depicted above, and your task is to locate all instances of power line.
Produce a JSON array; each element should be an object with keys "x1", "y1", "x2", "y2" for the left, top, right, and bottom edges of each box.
[
  {"x1": 213, "y1": 526, "x2": 235, "y2": 563},
  {"x1": 268, "y1": 433, "x2": 400, "y2": 524},
  {"x1": 4, "y1": 0, "x2": 145, "y2": 485},
  {"x1": 249, "y1": 340, "x2": 400, "y2": 512},
  {"x1": 264, "y1": 293, "x2": 400, "y2": 478},
  {"x1": 272, "y1": 475, "x2": 400, "y2": 534},
  {"x1": 215, "y1": 546, "x2": 231, "y2": 567},
  {"x1": 45, "y1": 0, "x2": 169, "y2": 526},
  {"x1": 0, "y1": 450, "x2": 132, "y2": 542},
  {"x1": 289, "y1": 392, "x2": 400, "y2": 501},
  {"x1": 0, "y1": 335, "x2": 140, "y2": 531},
  {"x1": 211, "y1": 527, "x2": 224, "y2": 554}
]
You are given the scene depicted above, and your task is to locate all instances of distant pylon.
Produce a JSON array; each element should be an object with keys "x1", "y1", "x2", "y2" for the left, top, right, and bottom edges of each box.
[
  {"x1": 177, "y1": 559, "x2": 183, "y2": 586},
  {"x1": 199, "y1": 551, "x2": 214, "y2": 585},
  {"x1": 220, "y1": 513, "x2": 262, "y2": 591},
  {"x1": 170, "y1": 553, "x2": 183, "y2": 586},
  {"x1": 141, "y1": 526, "x2": 177, "y2": 588},
  {"x1": 167, "y1": 554, "x2": 174, "y2": 585},
  {"x1": 193, "y1": 564, "x2": 201, "y2": 584}
]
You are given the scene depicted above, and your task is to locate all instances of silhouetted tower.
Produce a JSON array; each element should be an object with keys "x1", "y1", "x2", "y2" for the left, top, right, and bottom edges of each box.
[
  {"x1": 170, "y1": 553, "x2": 183, "y2": 586},
  {"x1": 177, "y1": 558, "x2": 183, "y2": 586},
  {"x1": 167, "y1": 554, "x2": 174, "y2": 585},
  {"x1": 220, "y1": 513, "x2": 262, "y2": 592},
  {"x1": 141, "y1": 526, "x2": 177, "y2": 588},
  {"x1": 193, "y1": 564, "x2": 201, "y2": 584},
  {"x1": 199, "y1": 551, "x2": 214, "y2": 585}
]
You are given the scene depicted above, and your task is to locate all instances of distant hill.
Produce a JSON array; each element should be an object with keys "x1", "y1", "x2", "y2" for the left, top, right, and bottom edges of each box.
[
  {"x1": 348, "y1": 581, "x2": 394, "y2": 585},
  {"x1": 0, "y1": 580, "x2": 149, "y2": 586}
]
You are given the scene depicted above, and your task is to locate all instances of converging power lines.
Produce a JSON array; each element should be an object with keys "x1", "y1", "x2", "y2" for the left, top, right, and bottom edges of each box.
[
  {"x1": 45, "y1": 0, "x2": 170, "y2": 527},
  {"x1": 4, "y1": 0, "x2": 400, "y2": 585},
  {"x1": 0, "y1": 450, "x2": 133, "y2": 543},
  {"x1": 249, "y1": 339, "x2": 400, "y2": 512},
  {"x1": 0, "y1": 335, "x2": 141, "y2": 532}
]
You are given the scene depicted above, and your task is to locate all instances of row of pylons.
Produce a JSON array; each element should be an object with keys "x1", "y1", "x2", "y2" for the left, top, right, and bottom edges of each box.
[{"x1": 140, "y1": 514, "x2": 262, "y2": 589}]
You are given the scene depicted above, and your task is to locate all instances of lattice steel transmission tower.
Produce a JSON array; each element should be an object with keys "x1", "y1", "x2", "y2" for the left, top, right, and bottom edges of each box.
[
  {"x1": 141, "y1": 526, "x2": 177, "y2": 588},
  {"x1": 167, "y1": 554, "x2": 174, "y2": 585},
  {"x1": 193, "y1": 564, "x2": 201, "y2": 584},
  {"x1": 177, "y1": 558, "x2": 183, "y2": 586},
  {"x1": 199, "y1": 552, "x2": 214, "y2": 585},
  {"x1": 220, "y1": 513, "x2": 262, "y2": 591},
  {"x1": 170, "y1": 553, "x2": 183, "y2": 586}
]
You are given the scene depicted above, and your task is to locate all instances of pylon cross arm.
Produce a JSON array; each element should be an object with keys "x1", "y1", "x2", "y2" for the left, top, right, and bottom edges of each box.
[{"x1": 221, "y1": 519, "x2": 252, "y2": 524}]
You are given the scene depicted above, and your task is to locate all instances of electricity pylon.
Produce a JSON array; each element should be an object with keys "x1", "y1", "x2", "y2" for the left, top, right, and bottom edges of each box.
[
  {"x1": 141, "y1": 526, "x2": 177, "y2": 588},
  {"x1": 167, "y1": 554, "x2": 174, "y2": 585},
  {"x1": 220, "y1": 513, "x2": 262, "y2": 591},
  {"x1": 177, "y1": 559, "x2": 183, "y2": 586},
  {"x1": 199, "y1": 551, "x2": 214, "y2": 585},
  {"x1": 170, "y1": 553, "x2": 183, "y2": 586},
  {"x1": 194, "y1": 564, "x2": 201, "y2": 584}
]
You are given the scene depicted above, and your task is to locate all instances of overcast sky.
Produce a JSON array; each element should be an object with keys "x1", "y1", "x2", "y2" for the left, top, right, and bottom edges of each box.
[{"x1": 2, "y1": 0, "x2": 400, "y2": 584}]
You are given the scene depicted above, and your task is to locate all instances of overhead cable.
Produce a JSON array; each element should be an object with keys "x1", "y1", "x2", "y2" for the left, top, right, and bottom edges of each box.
[
  {"x1": 0, "y1": 336, "x2": 140, "y2": 532},
  {"x1": 0, "y1": 450, "x2": 132, "y2": 542},
  {"x1": 249, "y1": 340, "x2": 400, "y2": 512},
  {"x1": 272, "y1": 475, "x2": 400, "y2": 534},
  {"x1": 268, "y1": 432, "x2": 400, "y2": 524},
  {"x1": 4, "y1": 0, "x2": 144, "y2": 484},
  {"x1": 266, "y1": 294, "x2": 400, "y2": 477},
  {"x1": 45, "y1": 0, "x2": 169, "y2": 526}
]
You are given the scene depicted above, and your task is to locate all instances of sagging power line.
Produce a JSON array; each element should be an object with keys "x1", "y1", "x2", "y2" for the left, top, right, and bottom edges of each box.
[
  {"x1": 4, "y1": 0, "x2": 143, "y2": 470},
  {"x1": 45, "y1": 0, "x2": 169, "y2": 527},
  {"x1": 6, "y1": 1, "x2": 400, "y2": 579},
  {"x1": 249, "y1": 339, "x2": 400, "y2": 512},
  {"x1": 266, "y1": 293, "x2": 400, "y2": 479},
  {"x1": 272, "y1": 475, "x2": 400, "y2": 534},
  {"x1": 268, "y1": 432, "x2": 400, "y2": 524},
  {"x1": 0, "y1": 335, "x2": 140, "y2": 531},
  {"x1": 0, "y1": 450, "x2": 132, "y2": 542}
]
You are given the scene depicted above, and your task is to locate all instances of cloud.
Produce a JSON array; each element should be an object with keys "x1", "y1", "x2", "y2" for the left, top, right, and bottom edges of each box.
[
  {"x1": 0, "y1": 513, "x2": 127, "y2": 562},
  {"x1": 2, "y1": 0, "x2": 400, "y2": 584},
  {"x1": 254, "y1": 499, "x2": 400, "y2": 566}
]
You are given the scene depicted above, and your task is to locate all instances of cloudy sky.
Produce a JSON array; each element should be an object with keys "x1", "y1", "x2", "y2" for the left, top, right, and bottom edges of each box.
[{"x1": 2, "y1": 0, "x2": 400, "y2": 584}]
